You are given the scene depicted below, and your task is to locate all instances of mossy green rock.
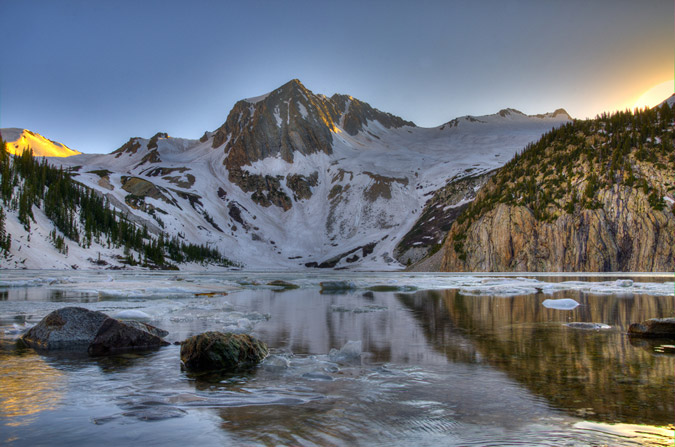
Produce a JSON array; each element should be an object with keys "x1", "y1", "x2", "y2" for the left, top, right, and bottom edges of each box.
[{"x1": 180, "y1": 331, "x2": 268, "y2": 372}]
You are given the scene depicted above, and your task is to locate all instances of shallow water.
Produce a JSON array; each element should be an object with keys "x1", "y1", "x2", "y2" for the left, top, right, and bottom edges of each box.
[{"x1": 0, "y1": 271, "x2": 673, "y2": 446}]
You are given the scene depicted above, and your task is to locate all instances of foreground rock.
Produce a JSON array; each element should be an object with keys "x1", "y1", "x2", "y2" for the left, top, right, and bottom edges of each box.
[
  {"x1": 628, "y1": 318, "x2": 675, "y2": 339},
  {"x1": 180, "y1": 331, "x2": 268, "y2": 373},
  {"x1": 20, "y1": 306, "x2": 169, "y2": 355}
]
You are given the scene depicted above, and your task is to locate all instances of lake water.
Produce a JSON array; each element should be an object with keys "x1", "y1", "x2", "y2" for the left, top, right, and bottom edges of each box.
[{"x1": 1, "y1": 271, "x2": 674, "y2": 446}]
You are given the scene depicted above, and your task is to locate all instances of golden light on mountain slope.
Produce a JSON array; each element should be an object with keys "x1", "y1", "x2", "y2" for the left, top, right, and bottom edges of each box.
[
  {"x1": 2, "y1": 129, "x2": 81, "y2": 157},
  {"x1": 632, "y1": 80, "x2": 674, "y2": 109}
]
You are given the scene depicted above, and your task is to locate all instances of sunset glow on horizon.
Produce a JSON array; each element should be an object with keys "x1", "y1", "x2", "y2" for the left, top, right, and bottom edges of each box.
[
  {"x1": 0, "y1": 0, "x2": 672, "y2": 153},
  {"x1": 632, "y1": 80, "x2": 674, "y2": 109}
]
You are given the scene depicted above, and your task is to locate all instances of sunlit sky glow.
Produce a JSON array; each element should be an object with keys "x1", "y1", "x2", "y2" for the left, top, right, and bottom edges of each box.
[{"x1": 0, "y1": 0, "x2": 672, "y2": 154}]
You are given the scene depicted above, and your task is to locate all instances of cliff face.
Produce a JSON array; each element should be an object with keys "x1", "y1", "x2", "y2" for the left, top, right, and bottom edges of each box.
[
  {"x1": 442, "y1": 104, "x2": 675, "y2": 272},
  {"x1": 442, "y1": 188, "x2": 674, "y2": 271}
]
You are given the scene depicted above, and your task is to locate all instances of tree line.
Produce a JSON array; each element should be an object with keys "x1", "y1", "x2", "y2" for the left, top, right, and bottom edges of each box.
[{"x1": 0, "y1": 143, "x2": 236, "y2": 268}]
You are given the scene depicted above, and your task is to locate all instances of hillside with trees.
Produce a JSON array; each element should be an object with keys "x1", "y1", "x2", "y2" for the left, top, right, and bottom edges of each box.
[
  {"x1": 0, "y1": 143, "x2": 235, "y2": 269},
  {"x1": 442, "y1": 102, "x2": 675, "y2": 271}
]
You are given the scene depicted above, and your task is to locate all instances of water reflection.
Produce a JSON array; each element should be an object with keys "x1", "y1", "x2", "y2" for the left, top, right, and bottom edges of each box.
[
  {"x1": 1, "y1": 273, "x2": 674, "y2": 446},
  {"x1": 400, "y1": 289, "x2": 675, "y2": 425},
  {"x1": 0, "y1": 340, "x2": 65, "y2": 427}
]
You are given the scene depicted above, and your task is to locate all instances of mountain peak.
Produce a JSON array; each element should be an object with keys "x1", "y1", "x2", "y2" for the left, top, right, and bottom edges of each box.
[{"x1": 1, "y1": 128, "x2": 80, "y2": 157}]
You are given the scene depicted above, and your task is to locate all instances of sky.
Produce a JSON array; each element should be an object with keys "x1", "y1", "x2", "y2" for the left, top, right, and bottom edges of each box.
[{"x1": 0, "y1": 0, "x2": 672, "y2": 154}]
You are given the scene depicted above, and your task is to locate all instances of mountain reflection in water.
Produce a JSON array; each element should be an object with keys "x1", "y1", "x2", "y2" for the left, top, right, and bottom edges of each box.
[
  {"x1": 399, "y1": 289, "x2": 675, "y2": 425},
  {"x1": 0, "y1": 273, "x2": 673, "y2": 446}
]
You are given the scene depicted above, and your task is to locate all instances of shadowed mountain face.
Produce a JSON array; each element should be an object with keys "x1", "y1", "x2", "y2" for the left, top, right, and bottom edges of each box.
[{"x1": 398, "y1": 288, "x2": 675, "y2": 425}]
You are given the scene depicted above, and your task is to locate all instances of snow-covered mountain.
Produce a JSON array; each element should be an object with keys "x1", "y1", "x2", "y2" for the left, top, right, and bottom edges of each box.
[
  {"x1": 0, "y1": 128, "x2": 81, "y2": 157},
  {"x1": 2, "y1": 79, "x2": 571, "y2": 270}
]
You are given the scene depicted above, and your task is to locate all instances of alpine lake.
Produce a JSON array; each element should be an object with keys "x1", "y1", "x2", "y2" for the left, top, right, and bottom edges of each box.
[{"x1": 0, "y1": 271, "x2": 673, "y2": 446}]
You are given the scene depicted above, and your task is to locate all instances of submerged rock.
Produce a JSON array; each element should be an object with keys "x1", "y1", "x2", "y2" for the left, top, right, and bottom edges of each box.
[
  {"x1": 320, "y1": 281, "x2": 357, "y2": 293},
  {"x1": 628, "y1": 318, "x2": 675, "y2": 339},
  {"x1": 180, "y1": 331, "x2": 268, "y2": 373},
  {"x1": 20, "y1": 306, "x2": 169, "y2": 355},
  {"x1": 267, "y1": 280, "x2": 300, "y2": 290}
]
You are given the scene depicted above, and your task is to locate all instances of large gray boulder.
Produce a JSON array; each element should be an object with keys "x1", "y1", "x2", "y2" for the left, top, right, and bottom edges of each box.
[
  {"x1": 20, "y1": 306, "x2": 169, "y2": 355},
  {"x1": 180, "y1": 331, "x2": 268, "y2": 373},
  {"x1": 628, "y1": 318, "x2": 675, "y2": 338}
]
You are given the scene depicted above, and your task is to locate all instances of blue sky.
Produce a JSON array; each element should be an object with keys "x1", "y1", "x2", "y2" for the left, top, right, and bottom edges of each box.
[{"x1": 0, "y1": 0, "x2": 672, "y2": 153}]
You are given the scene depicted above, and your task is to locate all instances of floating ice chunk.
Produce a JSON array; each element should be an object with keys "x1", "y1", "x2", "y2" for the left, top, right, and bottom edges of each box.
[
  {"x1": 4, "y1": 322, "x2": 35, "y2": 335},
  {"x1": 236, "y1": 318, "x2": 253, "y2": 331},
  {"x1": 329, "y1": 340, "x2": 362, "y2": 363},
  {"x1": 263, "y1": 355, "x2": 291, "y2": 370},
  {"x1": 542, "y1": 298, "x2": 580, "y2": 310},
  {"x1": 615, "y1": 279, "x2": 633, "y2": 287},
  {"x1": 113, "y1": 310, "x2": 151, "y2": 320},
  {"x1": 566, "y1": 322, "x2": 611, "y2": 330}
]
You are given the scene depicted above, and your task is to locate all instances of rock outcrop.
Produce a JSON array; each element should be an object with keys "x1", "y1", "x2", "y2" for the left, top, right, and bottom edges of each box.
[
  {"x1": 179, "y1": 331, "x2": 268, "y2": 373},
  {"x1": 628, "y1": 318, "x2": 675, "y2": 338},
  {"x1": 20, "y1": 306, "x2": 169, "y2": 355},
  {"x1": 442, "y1": 189, "x2": 675, "y2": 271}
]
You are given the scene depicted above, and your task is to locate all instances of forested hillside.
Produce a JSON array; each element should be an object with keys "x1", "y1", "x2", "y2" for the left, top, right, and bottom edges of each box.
[
  {"x1": 442, "y1": 102, "x2": 675, "y2": 272},
  {"x1": 0, "y1": 144, "x2": 234, "y2": 269}
]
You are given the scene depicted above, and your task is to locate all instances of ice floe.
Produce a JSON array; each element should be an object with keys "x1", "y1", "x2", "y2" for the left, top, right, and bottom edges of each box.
[
  {"x1": 329, "y1": 340, "x2": 362, "y2": 364},
  {"x1": 542, "y1": 298, "x2": 580, "y2": 310}
]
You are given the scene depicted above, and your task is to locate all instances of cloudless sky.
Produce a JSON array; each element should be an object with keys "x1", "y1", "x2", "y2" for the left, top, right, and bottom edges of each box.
[{"x1": 0, "y1": 0, "x2": 672, "y2": 153}]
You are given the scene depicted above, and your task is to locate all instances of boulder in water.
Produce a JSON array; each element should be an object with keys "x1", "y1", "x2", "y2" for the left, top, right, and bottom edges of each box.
[
  {"x1": 180, "y1": 331, "x2": 268, "y2": 373},
  {"x1": 20, "y1": 306, "x2": 169, "y2": 355},
  {"x1": 628, "y1": 318, "x2": 675, "y2": 339}
]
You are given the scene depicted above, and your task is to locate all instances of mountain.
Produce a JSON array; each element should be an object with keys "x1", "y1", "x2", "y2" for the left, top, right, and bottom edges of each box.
[
  {"x1": 440, "y1": 102, "x2": 675, "y2": 272},
  {"x1": 0, "y1": 128, "x2": 80, "y2": 157},
  {"x1": 0, "y1": 80, "x2": 570, "y2": 270}
]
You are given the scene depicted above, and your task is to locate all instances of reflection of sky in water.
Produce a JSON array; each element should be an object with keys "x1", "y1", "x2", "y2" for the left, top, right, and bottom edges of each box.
[{"x1": 0, "y1": 271, "x2": 673, "y2": 446}]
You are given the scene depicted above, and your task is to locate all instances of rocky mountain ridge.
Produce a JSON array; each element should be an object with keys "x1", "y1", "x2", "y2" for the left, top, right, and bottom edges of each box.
[{"x1": 1, "y1": 79, "x2": 571, "y2": 270}]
